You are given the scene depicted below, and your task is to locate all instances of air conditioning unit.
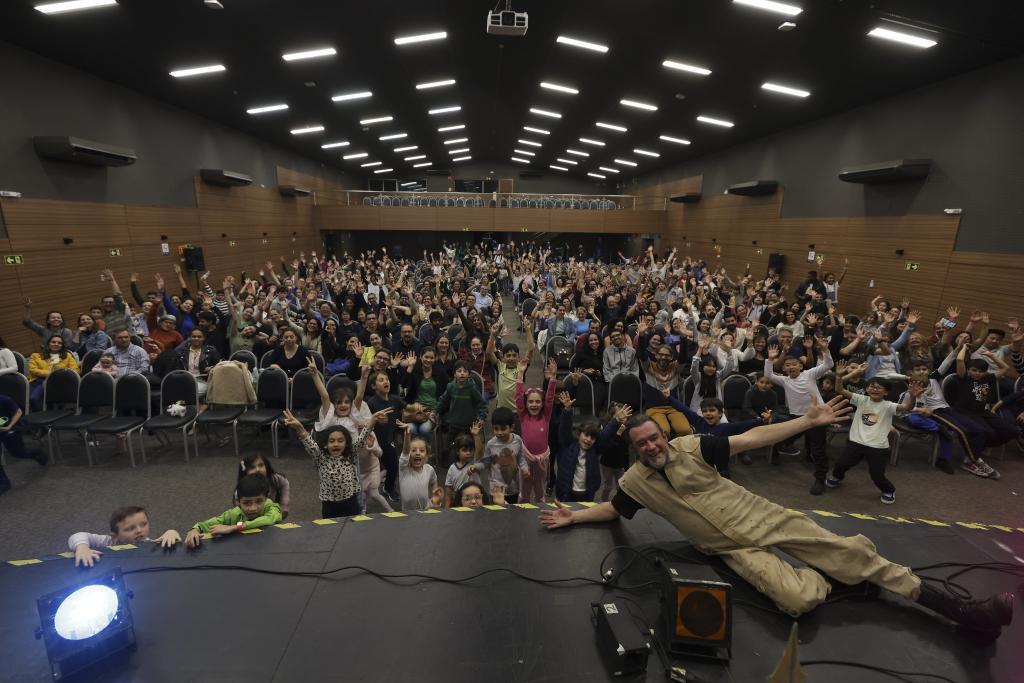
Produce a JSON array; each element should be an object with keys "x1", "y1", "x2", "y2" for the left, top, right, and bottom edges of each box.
[
  {"x1": 278, "y1": 185, "x2": 311, "y2": 197},
  {"x1": 486, "y1": 10, "x2": 528, "y2": 36},
  {"x1": 725, "y1": 180, "x2": 778, "y2": 196},
  {"x1": 669, "y1": 192, "x2": 703, "y2": 204},
  {"x1": 838, "y1": 159, "x2": 932, "y2": 184},
  {"x1": 199, "y1": 169, "x2": 253, "y2": 187},
  {"x1": 33, "y1": 136, "x2": 136, "y2": 167}
]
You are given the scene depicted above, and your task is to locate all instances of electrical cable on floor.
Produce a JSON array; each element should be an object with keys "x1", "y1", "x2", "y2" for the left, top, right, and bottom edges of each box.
[{"x1": 799, "y1": 660, "x2": 959, "y2": 683}]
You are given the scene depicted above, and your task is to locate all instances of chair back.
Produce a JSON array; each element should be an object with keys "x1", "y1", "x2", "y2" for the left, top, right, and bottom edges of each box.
[
  {"x1": 13, "y1": 351, "x2": 27, "y2": 376},
  {"x1": 574, "y1": 373, "x2": 596, "y2": 416},
  {"x1": 43, "y1": 368, "x2": 81, "y2": 409},
  {"x1": 940, "y1": 373, "x2": 958, "y2": 404},
  {"x1": 80, "y1": 350, "x2": 103, "y2": 374},
  {"x1": 545, "y1": 335, "x2": 574, "y2": 371},
  {"x1": 521, "y1": 299, "x2": 537, "y2": 319},
  {"x1": 290, "y1": 368, "x2": 323, "y2": 411},
  {"x1": 77, "y1": 372, "x2": 115, "y2": 413},
  {"x1": 722, "y1": 374, "x2": 751, "y2": 411},
  {"x1": 308, "y1": 350, "x2": 325, "y2": 373},
  {"x1": 259, "y1": 350, "x2": 276, "y2": 370},
  {"x1": 113, "y1": 373, "x2": 152, "y2": 419},
  {"x1": 160, "y1": 370, "x2": 199, "y2": 409},
  {"x1": 886, "y1": 378, "x2": 908, "y2": 404},
  {"x1": 326, "y1": 374, "x2": 356, "y2": 398},
  {"x1": 607, "y1": 373, "x2": 643, "y2": 413},
  {"x1": 0, "y1": 372, "x2": 30, "y2": 413},
  {"x1": 256, "y1": 367, "x2": 289, "y2": 409},
  {"x1": 229, "y1": 350, "x2": 258, "y2": 372},
  {"x1": 470, "y1": 371, "x2": 484, "y2": 395}
]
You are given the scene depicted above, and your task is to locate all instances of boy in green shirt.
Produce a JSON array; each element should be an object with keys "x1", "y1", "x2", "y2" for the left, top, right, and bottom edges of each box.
[
  {"x1": 185, "y1": 473, "x2": 282, "y2": 547},
  {"x1": 486, "y1": 318, "x2": 535, "y2": 412}
]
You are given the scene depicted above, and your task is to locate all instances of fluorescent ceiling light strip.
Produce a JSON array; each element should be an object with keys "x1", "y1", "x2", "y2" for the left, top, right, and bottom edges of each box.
[
  {"x1": 359, "y1": 116, "x2": 393, "y2": 125},
  {"x1": 660, "y1": 135, "x2": 691, "y2": 145},
  {"x1": 416, "y1": 78, "x2": 456, "y2": 90},
  {"x1": 579, "y1": 137, "x2": 605, "y2": 146},
  {"x1": 511, "y1": 157, "x2": 531, "y2": 164},
  {"x1": 451, "y1": 156, "x2": 471, "y2": 162},
  {"x1": 394, "y1": 145, "x2": 418, "y2": 152},
  {"x1": 566, "y1": 149, "x2": 589, "y2": 157},
  {"x1": 867, "y1": 27, "x2": 937, "y2": 49},
  {"x1": 634, "y1": 148, "x2": 660, "y2": 157},
  {"x1": 169, "y1": 64, "x2": 225, "y2": 78},
  {"x1": 361, "y1": 161, "x2": 382, "y2": 167},
  {"x1": 599, "y1": 167, "x2": 620, "y2": 174},
  {"x1": 343, "y1": 152, "x2": 368, "y2": 160},
  {"x1": 246, "y1": 103, "x2": 288, "y2": 114},
  {"x1": 517, "y1": 139, "x2": 542, "y2": 147},
  {"x1": 290, "y1": 125, "x2": 324, "y2": 135},
  {"x1": 404, "y1": 155, "x2": 426, "y2": 161},
  {"x1": 523, "y1": 126, "x2": 550, "y2": 135},
  {"x1": 761, "y1": 82, "x2": 811, "y2": 97},
  {"x1": 34, "y1": 0, "x2": 116, "y2": 14},
  {"x1": 620, "y1": 98, "x2": 658, "y2": 111},
  {"x1": 373, "y1": 168, "x2": 394, "y2": 174},
  {"x1": 413, "y1": 162, "x2": 432, "y2": 168},
  {"x1": 587, "y1": 172, "x2": 606, "y2": 179},
  {"x1": 428, "y1": 106, "x2": 461, "y2": 115},
  {"x1": 555, "y1": 35, "x2": 609, "y2": 53},
  {"x1": 443, "y1": 137, "x2": 469, "y2": 145},
  {"x1": 556, "y1": 158, "x2": 578, "y2": 165},
  {"x1": 550, "y1": 165, "x2": 568, "y2": 171},
  {"x1": 662, "y1": 60, "x2": 712, "y2": 76},
  {"x1": 596, "y1": 121, "x2": 627, "y2": 132},
  {"x1": 732, "y1": 0, "x2": 802, "y2": 17},
  {"x1": 401, "y1": 182, "x2": 418, "y2": 187},
  {"x1": 540, "y1": 81, "x2": 579, "y2": 95},
  {"x1": 321, "y1": 141, "x2": 350, "y2": 149},
  {"x1": 530, "y1": 107, "x2": 562, "y2": 119},
  {"x1": 513, "y1": 149, "x2": 536, "y2": 157},
  {"x1": 379, "y1": 132, "x2": 408, "y2": 140},
  {"x1": 614, "y1": 158, "x2": 638, "y2": 167},
  {"x1": 447, "y1": 148, "x2": 470, "y2": 155},
  {"x1": 697, "y1": 115, "x2": 734, "y2": 128},
  {"x1": 282, "y1": 47, "x2": 336, "y2": 62},
  {"x1": 394, "y1": 31, "x2": 448, "y2": 46},
  {"x1": 332, "y1": 91, "x2": 372, "y2": 102},
  {"x1": 438, "y1": 124, "x2": 465, "y2": 132}
]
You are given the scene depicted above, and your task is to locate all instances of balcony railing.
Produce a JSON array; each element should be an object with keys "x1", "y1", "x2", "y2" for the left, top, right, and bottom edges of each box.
[{"x1": 313, "y1": 190, "x2": 667, "y2": 211}]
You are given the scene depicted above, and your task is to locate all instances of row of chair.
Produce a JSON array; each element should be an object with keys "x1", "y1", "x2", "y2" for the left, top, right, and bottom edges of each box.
[{"x1": 360, "y1": 195, "x2": 622, "y2": 210}]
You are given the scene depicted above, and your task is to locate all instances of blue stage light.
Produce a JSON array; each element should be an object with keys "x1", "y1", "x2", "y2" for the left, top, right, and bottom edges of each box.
[{"x1": 35, "y1": 568, "x2": 136, "y2": 680}]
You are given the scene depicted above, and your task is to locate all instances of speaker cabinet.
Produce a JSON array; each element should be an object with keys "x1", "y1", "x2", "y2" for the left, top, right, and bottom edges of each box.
[
  {"x1": 199, "y1": 169, "x2": 253, "y2": 187},
  {"x1": 661, "y1": 563, "x2": 732, "y2": 661},
  {"x1": 726, "y1": 180, "x2": 778, "y2": 196},
  {"x1": 838, "y1": 158, "x2": 932, "y2": 184},
  {"x1": 767, "y1": 252, "x2": 785, "y2": 276},
  {"x1": 33, "y1": 136, "x2": 136, "y2": 167},
  {"x1": 182, "y1": 246, "x2": 205, "y2": 272},
  {"x1": 669, "y1": 192, "x2": 702, "y2": 204}
]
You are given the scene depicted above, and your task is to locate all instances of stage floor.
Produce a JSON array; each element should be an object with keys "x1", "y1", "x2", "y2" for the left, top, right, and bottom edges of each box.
[{"x1": 1, "y1": 506, "x2": 1021, "y2": 682}]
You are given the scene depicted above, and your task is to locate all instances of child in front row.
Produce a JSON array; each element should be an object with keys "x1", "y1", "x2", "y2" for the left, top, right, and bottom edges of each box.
[
  {"x1": 516, "y1": 357, "x2": 558, "y2": 503},
  {"x1": 665, "y1": 391, "x2": 771, "y2": 476},
  {"x1": 69, "y1": 505, "x2": 180, "y2": 568},
  {"x1": 233, "y1": 453, "x2": 291, "y2": 520},
  {"x1": 186, "y1": 473, "x2": 282, "y2": 547},
  {"x1": 478, "y1": 407, "x2": 530, "y2": 503},
  {"x1": 398, "y1": 422, "x2": 442, "y2": 511},
  {"x1": 444, "y1": 421, "x2": 484, "y2": 507},
  {"x1": 825, "y1": 363, "x2": 920, "y2": 504},
  {"x1": 553, "y1": 392, "x2": 616, "y2": 502},
  {"x1": 283, "y1": 408, "x2": 366, "y2": 519}
]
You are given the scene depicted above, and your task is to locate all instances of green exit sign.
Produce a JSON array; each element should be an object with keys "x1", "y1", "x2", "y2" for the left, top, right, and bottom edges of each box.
[
  {"x1": 905, "y1": 262, "x2": 921, "y2": 271},
  {"x1": 4, "y1": 254, "x2": 24, "y2": 265},
  {"x1": 109, "y1": 248, "x2": 122, "y2": 257}
]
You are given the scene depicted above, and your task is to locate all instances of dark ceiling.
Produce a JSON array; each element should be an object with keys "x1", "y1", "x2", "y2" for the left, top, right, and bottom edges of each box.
[{"x1": 3, "y1": 0, "x2": 1023, "y2": 187}]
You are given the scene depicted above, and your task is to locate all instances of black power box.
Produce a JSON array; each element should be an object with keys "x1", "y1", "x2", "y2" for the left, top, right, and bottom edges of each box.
[{"x1": 591, "y1": 601, "x2": 651, "y2": 677}]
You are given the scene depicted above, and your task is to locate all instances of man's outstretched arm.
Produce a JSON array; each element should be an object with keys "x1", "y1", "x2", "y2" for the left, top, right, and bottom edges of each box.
[
  {"x1": 539, "y1": 501, "x2": 620, "y2": 529},
  {"x1": 728, "y1": 394, "x2": 851, "y2": 456}
]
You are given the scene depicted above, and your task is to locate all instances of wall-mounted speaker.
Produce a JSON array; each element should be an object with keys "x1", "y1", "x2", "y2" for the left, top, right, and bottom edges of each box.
[
  {"x1": 199, "y1": 169, "x2": 253, "y2": 187},
  {"x1": 669, "y1": 192, "x2": 703, "y2": 204},
  {"x1": 726, "y1": 180, "x2": 778, "y2": 196},
  {"x1": 182, "y1": 246, "x2": 205, "y2": 272},
  {"x1": 767, "y1": 252, "x2": 785, "y2": 275},
  {"x1": 661, "y1": 563, "x2": 732, "y2": 661},
  {"x1": 278, "y1": 185, "x2": 311, "y2": 197},
  {"x1": 838, "y1": 158, "x2": 932, "y2": 184}
]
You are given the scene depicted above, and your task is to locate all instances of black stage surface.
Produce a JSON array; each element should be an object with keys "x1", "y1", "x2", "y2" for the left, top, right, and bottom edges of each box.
[{"x1": 2, "y1": 506, "x2": 1022, "y2": 683}]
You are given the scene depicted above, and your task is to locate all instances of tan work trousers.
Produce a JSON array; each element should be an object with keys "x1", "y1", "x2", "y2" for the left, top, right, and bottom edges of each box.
[{"x1": 645, "y1": 406, "x2": 692, "y2": 437}]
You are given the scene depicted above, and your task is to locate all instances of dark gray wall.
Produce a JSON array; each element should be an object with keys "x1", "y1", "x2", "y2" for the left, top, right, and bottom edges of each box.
[
  {"x1": 0, "y1": 41, "x2": 355, "y2": 210},
  {"x1": 632, "y1": 56, "x2": 1024, "y2": 253},
  {"x1": 423, "y1": 162, "x2": 606, "y2": 195}
]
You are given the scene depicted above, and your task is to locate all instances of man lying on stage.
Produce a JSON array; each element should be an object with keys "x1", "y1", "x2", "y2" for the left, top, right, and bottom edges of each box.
[{"x1": 539, "y1": 395, "x2": 1014, "y2": 636}]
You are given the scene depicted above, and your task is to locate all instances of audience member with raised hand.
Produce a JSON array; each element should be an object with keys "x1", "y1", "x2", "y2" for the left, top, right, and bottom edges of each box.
[
  {"x1": 436, "y1": 359, "x2": 488, "y2": 456},
  {"x1": 402, "y1": 346, "x2": 448, "y2": 436},
  {"x1": 358, "y1": 406, "x2": 394, "y2": 513},
  {"x1": 552, "y1": 392, "x2": 609, "y2": 502},
  {"x1": 283, "y1": 408, "x2": 364, "y2": 519},
  {"x1": 69, "y1": 506, "x2": 180, "y2": 568},
  {"x1": 444, "y1": 420, "x2": 485, "y2": 507},
  {"x1": 397, "y1": 421, "x2": 440, "y2": 511},
  {"x1": 479, "y1": 407, "x2": 529, "y2": 504},
  {"x1": 22, "y1": 297, "x2": 73, "y2": 352},
  {"x1": 516, "y1": 357, "x2": 558, "y2": 504}
]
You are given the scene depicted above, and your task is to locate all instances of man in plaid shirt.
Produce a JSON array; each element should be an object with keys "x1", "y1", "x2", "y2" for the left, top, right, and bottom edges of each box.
[{"x1": 104, "y1": 328, "x2": 152, "y2": 375}]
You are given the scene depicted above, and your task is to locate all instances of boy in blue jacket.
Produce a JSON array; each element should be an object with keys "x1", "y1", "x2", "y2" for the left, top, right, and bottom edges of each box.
[{"x1": 553, "y1": 392, "x2": 619, "y2": 502}]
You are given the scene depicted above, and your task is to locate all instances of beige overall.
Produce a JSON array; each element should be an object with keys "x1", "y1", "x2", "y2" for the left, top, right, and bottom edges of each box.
[{"x1": 618, "y1": 436, "x2": 921, "y2": 616}]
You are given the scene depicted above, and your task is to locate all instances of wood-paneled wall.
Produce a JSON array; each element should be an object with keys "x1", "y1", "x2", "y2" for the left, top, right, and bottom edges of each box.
[
  {"x1": 662, "y1": 190, "x2": 1023, "y2": 325},
  {"x1": 0, "y1": 176, "x2": 323, "y2": 353}
]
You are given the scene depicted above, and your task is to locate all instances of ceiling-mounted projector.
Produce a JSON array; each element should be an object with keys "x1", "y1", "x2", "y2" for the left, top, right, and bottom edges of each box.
[{"x1": 486, "y1": 5, "x2": 528, "y2": 36}]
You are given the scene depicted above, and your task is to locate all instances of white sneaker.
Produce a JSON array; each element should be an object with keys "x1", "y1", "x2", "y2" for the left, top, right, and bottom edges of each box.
[
  {"x1": 960, "y1": 460, "x2": 990, "y2": 478},
  {"x1": 880, "y1": 492, "x2": 896, "y2": 505},
  {"x1": 975, "y1": 459, "x2": 1000, "y2": 480}
]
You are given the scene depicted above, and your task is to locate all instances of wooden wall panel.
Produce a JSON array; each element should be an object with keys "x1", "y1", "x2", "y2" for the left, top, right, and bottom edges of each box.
[
  {"x1": 313, "y1": 206, "x2": 654, "y2": 234},
  {"x1": 434, "y1": 208, "x2": 494, "y2": 231},
  {"x1": 493, "y1": 208, "x2": 550, "y2": 232}
]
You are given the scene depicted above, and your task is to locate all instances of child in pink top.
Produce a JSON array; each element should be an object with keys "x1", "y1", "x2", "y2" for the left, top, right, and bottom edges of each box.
[{"x1": 515, "y1": 357, "x2": 558, "y2": 503}]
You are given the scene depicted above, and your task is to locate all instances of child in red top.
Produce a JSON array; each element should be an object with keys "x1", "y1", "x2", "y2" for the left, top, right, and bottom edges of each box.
[{"x1": 515, "y1": 357, "x2": 557, "y2": 503}]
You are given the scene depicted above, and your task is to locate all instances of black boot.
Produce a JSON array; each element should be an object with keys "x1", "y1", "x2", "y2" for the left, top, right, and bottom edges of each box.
[{"x1": 917, "y1": 583, "x2": 1014, "y2": 635}]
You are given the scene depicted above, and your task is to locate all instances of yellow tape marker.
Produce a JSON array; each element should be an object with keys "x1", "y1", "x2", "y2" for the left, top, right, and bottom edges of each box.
[
  {"x1": 201, "y1": 533, "x2": 213, "y2": 540},
  {"x1": 352, "y1": 515, "x2": 373, "y2": 521},
  {"x1": 1017, "y1": 528, "x2": 1024, "y2": 534},
  {"x1": 915, "y1": 519, "x2": 950, "y2": 527},
  {"x1": 275, "y1": 523, "x2": 301, "y2": 529},
  {"x1": 512, "y1": 503, "x2": 538, "y2": 509},
  {"x1": 847, "y1": 513, "x2": 877, "y2": 521},
  {"x1": 451, "y1": 506, "x2": 473, "y2": 512},
  {"x1": 418, "y1": 509, "x2": 442, "y2": 514},
  {"x1": 955, "y1": 522, "x2": 988, "y2": 530},
  {"x1": 58, "y1": 551, "x2": 75, "y2": 558},
  {"x1": 988, "y1": 525, "x2": 1014, "y2": 533},
  {"x1": 483, "y1": 505, "x2": 506, "y2": 510},
  {"x1": 546, "y1": 502, "x2": 561, "y2": 508},
  {"x1": 880, "y1": 515, "x2": 915, "y2": 524},
  {"x1": 312, "y1": 518, "x2": 337, "y2": 525},
  {"x1": 811, "y1": 510, "x2": 841, "y2": 518},
  {"x1": 382, "y1": 512, "x2": 407, "y2": 518},
  {"x1": 240, "y1": 528, "x2": 262, "y2": 535},
  {"x1": 578, "y1": 502, "x2": 598, "y2": 508},
  {"x1": 8, "y1": 559, "x2": 42, "y2": 566},
  {"x1": 108, "y1": 544, "x2": 137, "y2": 551}
]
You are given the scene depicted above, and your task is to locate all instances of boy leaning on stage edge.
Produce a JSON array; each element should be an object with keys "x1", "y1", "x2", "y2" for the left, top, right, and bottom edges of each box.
[
  {"x1": 68, "y1": 506, "x2": 181, "y2": 568},
  {"x1": 185, "y1": 473, "x2": 282, "y2": 548}
]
